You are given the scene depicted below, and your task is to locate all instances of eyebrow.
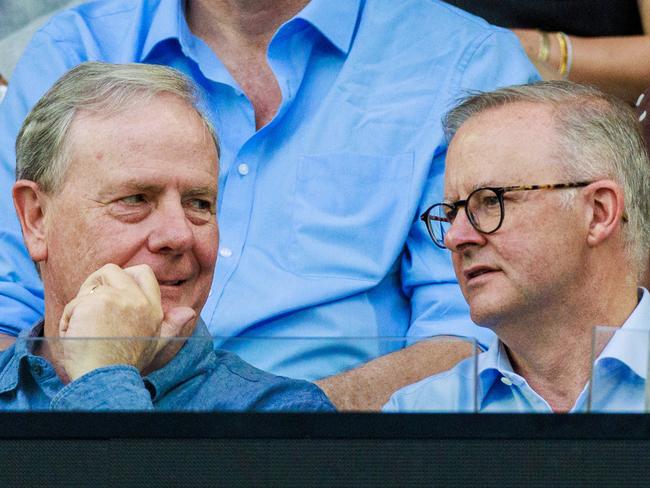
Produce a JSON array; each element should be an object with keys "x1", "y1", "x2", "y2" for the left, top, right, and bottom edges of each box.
[
  {"x1": 119, "y1": 181, "x2": 216, "y2": 197},
  {"x1": 469, "y1": 180, "x2": 502, "y2": 192},
  {"x1": 444, "y1": 181, "x2": 489, "y2": 203},
  {"x1": 183, "y1": 187, "x2": 218, "y2": 200},
  {"x1": 444, "y1": 180, "x2": 514, "y2": 203}
]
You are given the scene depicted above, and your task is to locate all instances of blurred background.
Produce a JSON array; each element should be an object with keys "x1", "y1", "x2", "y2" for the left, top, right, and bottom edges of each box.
[{"x1": 0, "y1": 0, "x2": 83, "y2": 80}]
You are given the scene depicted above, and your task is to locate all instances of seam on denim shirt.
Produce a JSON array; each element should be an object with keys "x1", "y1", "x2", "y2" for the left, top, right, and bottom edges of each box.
[{"x1": 0, "y1": 352, "x2": 20, "y2": 393}]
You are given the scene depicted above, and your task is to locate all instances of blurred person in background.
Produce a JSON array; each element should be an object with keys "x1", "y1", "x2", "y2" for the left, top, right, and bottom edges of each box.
[{"x1": 445, "y1": 0, "x2": 650, "y2": 102}]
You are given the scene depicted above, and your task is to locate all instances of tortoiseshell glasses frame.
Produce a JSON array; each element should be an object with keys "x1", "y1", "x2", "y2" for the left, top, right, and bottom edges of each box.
[{"x1": 420, "y1": 181, "x2": 596, "y2": 249}]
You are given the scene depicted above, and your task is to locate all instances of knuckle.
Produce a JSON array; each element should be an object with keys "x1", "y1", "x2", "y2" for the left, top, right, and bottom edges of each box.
[
  {"x1": 131, "y1": 263, "x2": 154, "y2": 277},
  {"x1": 102, "y1": 262, "x2": 121, "y2": 272}
]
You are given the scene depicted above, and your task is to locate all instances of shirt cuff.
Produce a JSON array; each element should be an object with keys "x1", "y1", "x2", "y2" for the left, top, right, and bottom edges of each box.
[{"x1": 50, "y1": 365, "x2": 154, "y2": 411}]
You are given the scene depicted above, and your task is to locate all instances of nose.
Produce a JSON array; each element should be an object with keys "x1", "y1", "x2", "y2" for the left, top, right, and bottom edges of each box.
[
  {"x1": 147, "y1": 199, "x2": 194, "y2": 254},
  {"x1": 444, "y1": 209, "x2": 486, "y2": 252}
]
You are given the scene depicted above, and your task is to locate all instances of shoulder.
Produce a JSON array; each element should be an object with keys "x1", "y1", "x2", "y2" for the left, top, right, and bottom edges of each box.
[
  {"x1": 209, "y1": 350, "x2": 335, "y2": 412},
  {"x1": 0, "y1": 343, "x2": 20, "y2": 393},
  {"x1": 352, "y1": 0, "x2": 537, "y2": 101},
  {"x1": 0, "y1": 345, "x2": 16, "y2": 373},
  {"x1": 384, "y1": 356, "x2": 475, "y2": 412},
  {"x1": 359, "y1": 0, "x2": 513, "y2": 42},
  {"x1": 30, "y1": 0, "x2": 153, "y2": 51}
]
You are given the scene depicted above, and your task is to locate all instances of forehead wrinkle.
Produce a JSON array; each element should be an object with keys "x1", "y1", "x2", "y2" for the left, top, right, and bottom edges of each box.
[{"x1": 122, "y1": 181, "x2": 164, "y2": 193}]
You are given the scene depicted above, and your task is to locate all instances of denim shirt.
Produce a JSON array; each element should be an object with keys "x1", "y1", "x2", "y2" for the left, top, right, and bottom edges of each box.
[{"x1": 0, "y1": 320, "x2": 335, "y2": 412}]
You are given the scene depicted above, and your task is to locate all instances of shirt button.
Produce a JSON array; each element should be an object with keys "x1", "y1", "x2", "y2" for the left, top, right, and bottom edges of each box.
[
  {"x1": 33, "y1": 365, "x2": 43, "y2": 376},
  {"x1": 500, "y1": 377, "x2": 513, "y2": 386},
  {"x1": 219, "y1": 247, "x2": 233, "y2": 258},
  {"x1": 237, "y1": 163, "x2": 250, "y2": 176}
]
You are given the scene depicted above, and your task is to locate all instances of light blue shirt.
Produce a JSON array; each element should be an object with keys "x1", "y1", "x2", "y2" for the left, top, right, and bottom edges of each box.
[
  {"x1": 384, "y1": 289, "x2": 650, "y2": 413},
  {"x1": 0, "y1": 0, "x2": 538, "y2": 379}
]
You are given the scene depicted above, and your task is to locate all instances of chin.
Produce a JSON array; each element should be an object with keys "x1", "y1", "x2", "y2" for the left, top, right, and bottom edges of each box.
[
  {"x1": 470, "y1": 312, "x2": 500, "y2": 329},
  {"x1": 467, "y1": 297, "x2": 504, "y2": 328}
]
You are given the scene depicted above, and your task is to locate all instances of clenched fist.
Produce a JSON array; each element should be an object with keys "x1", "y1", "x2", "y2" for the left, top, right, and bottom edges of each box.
[{"x1": 58, "y1": 263, "x2": 196, "y2": 381}]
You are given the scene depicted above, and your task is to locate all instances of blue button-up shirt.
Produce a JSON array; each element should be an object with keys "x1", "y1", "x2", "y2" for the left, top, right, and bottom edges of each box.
[
  {"x1": 0, "y1": 0, "x2": 538, "y2": 379},
  {"x1": 0, "y1": 320, "x2": 334, "y2": 411},
  {"x1": 384, "y1": 290, "x2": 650, "y2": 413}
]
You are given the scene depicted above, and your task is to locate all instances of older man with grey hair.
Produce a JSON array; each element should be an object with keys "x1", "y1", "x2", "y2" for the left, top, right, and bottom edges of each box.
[
  {"x1": 385, "y1": 81, "x2": 650, "y2": 413},
  {"x1": 0, "y1": 62, "x2": 334, "y2": 411}
]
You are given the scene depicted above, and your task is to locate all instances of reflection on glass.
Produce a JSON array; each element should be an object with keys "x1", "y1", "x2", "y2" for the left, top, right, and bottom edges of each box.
[
  {"x1": 0, "y1": 335, "x2": 480, "y2": 413},
  {"x1": 384, "y1": 325, "x2": 650, "y2": 414},
  {"x1": 218, "y1": 334, "x2": 407, "y2": 382},
  {"x1": 0, "y1": 336, "x2": 341, "y2": 412},
  {"x1": 381, "y1": 338, "x2": 481, "y2": 413},
  {"x1": 11, "y1": 328, "x2": 648, "y2": 413}
]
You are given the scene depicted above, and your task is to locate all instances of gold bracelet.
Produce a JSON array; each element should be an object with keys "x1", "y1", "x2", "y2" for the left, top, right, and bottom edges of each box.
[
  {"x1": 556, "y1": 32, "x2": 569, "y2": 78},
  {"x1": 537, "y1": 31, "x2": 550, "y2": 63}
]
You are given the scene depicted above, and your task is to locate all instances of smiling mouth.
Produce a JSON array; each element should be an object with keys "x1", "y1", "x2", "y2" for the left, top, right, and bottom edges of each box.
[{"x1": 158, "y1": 280, "x2": 186, "y2": 287}]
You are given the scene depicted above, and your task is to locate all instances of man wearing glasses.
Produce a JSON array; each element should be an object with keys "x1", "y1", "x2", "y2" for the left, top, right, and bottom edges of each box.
[{"x1": 384, "y1": 81, "x2": 650, "y2": 413}]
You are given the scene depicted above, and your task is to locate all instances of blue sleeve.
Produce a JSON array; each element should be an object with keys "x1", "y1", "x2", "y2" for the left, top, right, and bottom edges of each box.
[
  {"x1": 253, "y1": 380, "x2": 336, "y2": 412},
  {"x1": 50, "y1": 365, "x2": 154, "y2": 411},
  {"x1": 402, "y1": 28, "x2": 540, "y2": 349},
  {"x1": 0, "y1": 30, "x2": 87, "y2": 335}
]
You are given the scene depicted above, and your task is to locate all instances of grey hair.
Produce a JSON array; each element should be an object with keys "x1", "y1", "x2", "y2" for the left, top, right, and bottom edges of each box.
[
  {"x1": 16, "y1": 61, "x2": 219, "y2": 193},
  {"x1": 444, "y1": 80, "x2": 650, "y2": 276}
]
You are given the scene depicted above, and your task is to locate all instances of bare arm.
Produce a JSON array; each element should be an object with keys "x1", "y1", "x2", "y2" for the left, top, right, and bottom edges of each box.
[
  {"x1": 0, "y1": 333, "x2": 15, "y2": 351},
  {"x1": 315, "y1": 338, "x2": 475, "y2": 411},
  {"x1": 513, "y1": 3, "x2": 650, "y2": 102}
]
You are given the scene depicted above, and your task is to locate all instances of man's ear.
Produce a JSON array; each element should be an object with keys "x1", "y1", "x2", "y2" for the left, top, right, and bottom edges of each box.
[
  {"x1": 584, "y1": 180, "x2": 625, "y2": 248},
  {"x1": 12, "y1": 180, "x2": 49, "y2": 262}
]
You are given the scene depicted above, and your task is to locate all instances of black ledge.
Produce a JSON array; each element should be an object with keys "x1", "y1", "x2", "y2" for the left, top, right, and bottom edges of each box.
[{"x1": 0, "y1": 412, "x2": 648, "y2": 440}]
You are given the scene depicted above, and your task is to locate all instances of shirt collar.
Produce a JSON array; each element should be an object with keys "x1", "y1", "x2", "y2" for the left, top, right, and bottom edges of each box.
[
  {"x1": 0, "y1": 321, "x2": 44, "y2": 394},
  {"x1": 294, "y1": 0, "x2": 362, "y2": 54},
  {"x1": 141, "y1": 0, "x2": 362, "y2": 61},
  {"x1": 595, "y1": 287, "x2": 650, "y2": 380},
  {"x1": 474, "y1": 288, "x2": 650, "y2": 404},
  {"x1": 144, "y1": 318, "x2": 215, "y2": 399},
  {"x1": 141, "y1": 0, "x2": 185, "y2": 62},
  {"x1": 475, "y1": 335, "x2": 516, "y2": 407}
]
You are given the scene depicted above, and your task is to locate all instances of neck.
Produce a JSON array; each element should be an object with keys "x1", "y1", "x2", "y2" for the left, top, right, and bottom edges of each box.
[
  {"x1": 185, "y1": 0, "x2": 309, "y2": 129},
  {"x1": 186, "y1": 0, "x2": 309, "y2": 48},
  {"x1": 496, "y1": 269, "x2": 638, "y2": 412}
]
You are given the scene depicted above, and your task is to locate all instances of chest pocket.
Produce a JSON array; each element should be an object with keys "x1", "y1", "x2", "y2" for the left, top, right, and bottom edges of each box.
[{"x1": 288, "y1": 151, "x2": 414, "y2": 281}]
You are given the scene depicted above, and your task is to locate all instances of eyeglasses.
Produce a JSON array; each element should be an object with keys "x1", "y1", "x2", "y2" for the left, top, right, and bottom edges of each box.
[{"x1": 420, "y1": 181, "x2": 594, "y2": 249}]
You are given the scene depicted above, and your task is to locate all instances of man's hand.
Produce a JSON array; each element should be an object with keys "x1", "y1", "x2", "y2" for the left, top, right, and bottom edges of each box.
[{"x1": 58, "y1": 263, "x2": 195, "y2": 381}]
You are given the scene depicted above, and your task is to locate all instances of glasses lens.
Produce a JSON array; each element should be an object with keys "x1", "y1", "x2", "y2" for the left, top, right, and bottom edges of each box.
[
  {"x1": 425, "y1": 203, "x2": 453, "y2": 248},
  {"x1": 467, "y1": 188, "x2": 502, "y2": 233}
]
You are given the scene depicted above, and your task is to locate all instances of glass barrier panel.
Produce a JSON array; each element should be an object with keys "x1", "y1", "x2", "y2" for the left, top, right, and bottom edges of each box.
[
  {"x1": 588, "y1": 326, "x2": 649, "y2": 413},
  {"x1": 0, "y1": 335, "x2": 477, "y2": 413}
]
